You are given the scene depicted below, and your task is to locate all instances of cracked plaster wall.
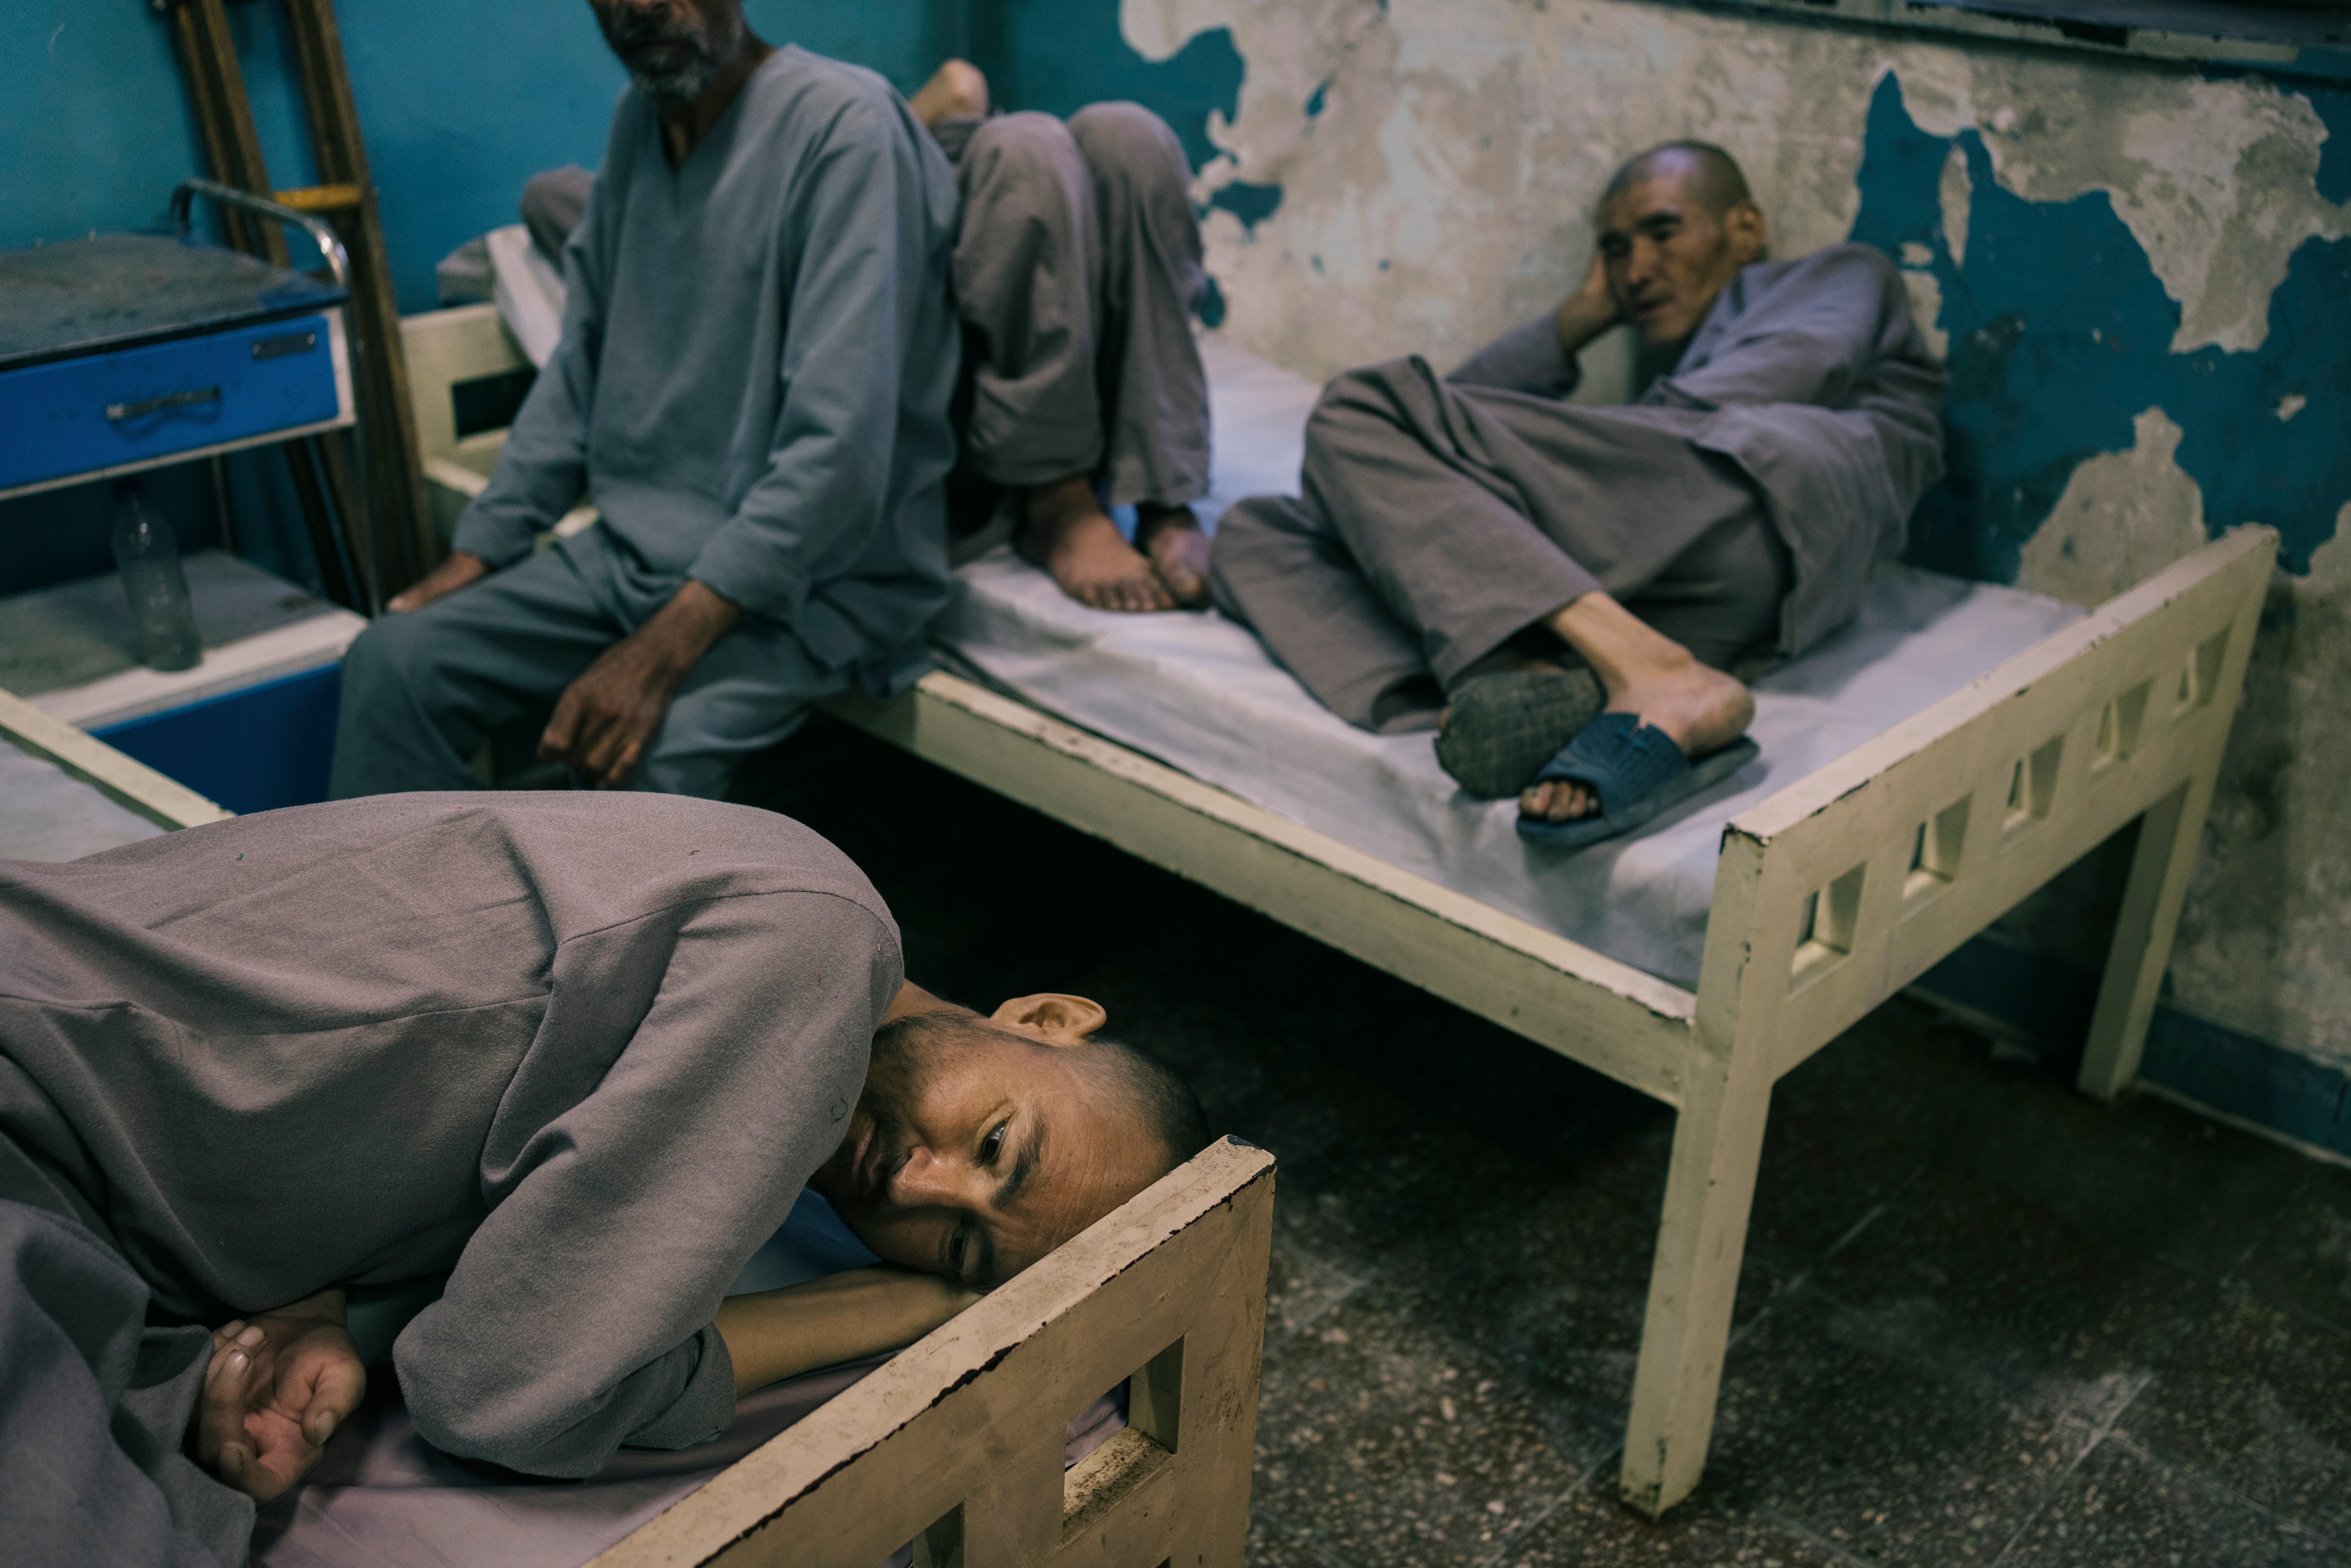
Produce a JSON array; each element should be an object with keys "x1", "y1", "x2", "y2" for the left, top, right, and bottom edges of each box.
[{"x1": 1095, "y1": 0, "x2": 2351, "y2": 1072}]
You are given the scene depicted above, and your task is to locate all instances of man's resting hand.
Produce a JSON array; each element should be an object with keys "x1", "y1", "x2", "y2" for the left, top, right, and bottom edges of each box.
[
  {"x1": 387, "y1": 551, "x2": 491, "y2": 613},
  {"x1": 197, "y1": 1288, "x2": 367, "y2": 1505},
  {"x1": 539, "y1": 578, "x2": 743, "y2": 788},
  {"x1": 1554, "y1": 248, "x2": 1623, "y2": 358}
]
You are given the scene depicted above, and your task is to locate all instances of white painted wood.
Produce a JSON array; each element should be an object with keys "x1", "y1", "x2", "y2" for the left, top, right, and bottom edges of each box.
[
  {"x1": 1621, "y1": 826, "x2": 1778, "y2": 1517},
  {"x1": 1714, "y1": 527, "x2": 2275, "y2": 1085},
  {"x1": 399, "y1": 303, "x2": 524, "y2": 465},
  {"x1": 2078, "y1": 783, "x2": 2197, "y2": 1097},
  {"x1": 827, "y1": 675, "x2": 1698, "y2": 1105},
  {"x1": 2077, "y1": 539, "x2": 2266, "y2": 1095},
  {"x1": 31, "y1": 609, "x2": 365, "y2": 729},
  {"x1": 0, "y1": 685, "x2": 231, "y2": 831},
  {"x1": 595, "y1": 1138, "x2": 1275, "y2": 1568}
]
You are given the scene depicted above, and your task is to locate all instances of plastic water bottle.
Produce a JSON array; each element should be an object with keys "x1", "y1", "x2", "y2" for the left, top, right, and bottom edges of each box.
[{"x1": 112, "y1": 479, "x2": 203, "y2": 673}]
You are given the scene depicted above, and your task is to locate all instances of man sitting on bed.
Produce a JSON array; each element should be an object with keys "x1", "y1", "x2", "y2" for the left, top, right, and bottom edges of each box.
[
  {"x1": 1208, "y1": 142, "x2": 1946, "y2": 847},
  {"x1": 0, "y1": 794, "x2": 1207, "y2": 1566},
  {"x1": 518, "y1": 54, "x2": 1216, "y2": 614},
  {"x1": 329, "y1": 0, "x2": 962, "y2": 801}
]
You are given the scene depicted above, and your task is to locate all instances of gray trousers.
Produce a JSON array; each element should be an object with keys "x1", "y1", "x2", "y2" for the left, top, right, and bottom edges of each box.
[
  {"x1": 0, "y1": 1176, "x2": 252, "y2": 1567},
  {"x1": 329, "y1": 524, "x2": 847, "y2": 799},
  {"x1": 939, "y1": 104, "x2": 1211, "y2": 510},
  {"x1": 1209, "y1": 358, "x2": 1791, "y2": 732}
]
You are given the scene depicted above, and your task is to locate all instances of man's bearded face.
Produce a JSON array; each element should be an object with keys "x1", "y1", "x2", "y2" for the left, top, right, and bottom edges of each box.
[{"x1": 595, "y1": 0, "x2": 740, "y2": 104}]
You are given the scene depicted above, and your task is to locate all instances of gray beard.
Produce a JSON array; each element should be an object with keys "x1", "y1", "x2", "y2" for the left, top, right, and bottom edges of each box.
[{"x1": 628, "y1": 55, "x2": 720, "y2": 104}]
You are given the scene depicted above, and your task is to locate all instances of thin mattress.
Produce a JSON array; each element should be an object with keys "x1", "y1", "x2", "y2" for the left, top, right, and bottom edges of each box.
[{"x1": 939, "y1": 335, "x2": 2086, "y2": 988}]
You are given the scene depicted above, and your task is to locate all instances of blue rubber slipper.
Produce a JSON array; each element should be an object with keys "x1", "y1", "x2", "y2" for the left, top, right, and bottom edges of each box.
[{"x1": 1515, "y1": 712, "x2": 1760, "y2": 848}]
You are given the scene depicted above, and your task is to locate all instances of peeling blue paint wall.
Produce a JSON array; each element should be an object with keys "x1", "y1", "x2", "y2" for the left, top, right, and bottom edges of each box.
[
  {"x1": 1852, "y1": 73, "x2": 2351, "y2": 583},
  {"x1": 1001, "y1": 0, "x2": 2351, "y2": 1150},
  {"x1": 977, "y1": 14, "x2": 1243, "y2": 171}
]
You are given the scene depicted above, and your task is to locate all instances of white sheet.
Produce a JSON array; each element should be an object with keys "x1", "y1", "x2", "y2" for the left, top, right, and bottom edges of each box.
[
  {"x1": 939, "y1": 336, "x2": 2086, "y2": 988},
  {"x1": 487, "y1": 222, "x2": 567, "y2": 370},
  {"x1": 0, "y1": 736, "x2": 166, "y2": 863}
]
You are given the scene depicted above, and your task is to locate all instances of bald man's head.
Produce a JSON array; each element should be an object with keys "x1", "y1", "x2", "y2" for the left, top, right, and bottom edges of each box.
[
  {"x1": 1595, "y1": 142, "x2": 1767, "y2": 347},
  {"x1": 1602, "y1": 142, "x2": 1753, "y2": 219}
]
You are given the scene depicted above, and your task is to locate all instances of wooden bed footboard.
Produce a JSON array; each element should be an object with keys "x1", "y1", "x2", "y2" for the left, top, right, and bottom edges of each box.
[
  {"x1": 594, "y1": 1136, "x2": 1277, "y2": 1568},
  {"x1": 1704, "y1": 524, "x2": 2275, "y2": 1090}
]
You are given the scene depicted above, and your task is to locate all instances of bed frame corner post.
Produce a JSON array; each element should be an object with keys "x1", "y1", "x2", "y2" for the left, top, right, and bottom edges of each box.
[
  {"x1": 1621, "y1": 830, "x2": 1780, "y2": 1519},
  {"x1": 2076, "y1": 529, "x2": 2272, "y2": 1102},
  {"x1": 2075, "y1": 778, "x2": 2198, "y2": 1101}
]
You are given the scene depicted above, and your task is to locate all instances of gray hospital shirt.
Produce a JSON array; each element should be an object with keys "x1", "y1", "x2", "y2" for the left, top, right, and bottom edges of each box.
[
  {"x1": 0, "y1": 795, "x2": 901, "y2": 1478},
  {"x1": 453, "y1": 47, "x2": 963, "y2": 697}
]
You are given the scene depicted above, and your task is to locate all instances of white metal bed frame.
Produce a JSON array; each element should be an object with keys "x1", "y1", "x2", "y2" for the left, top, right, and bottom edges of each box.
[{"x1": 402, "y1": 302, "x2": 2275, "y2": 1517}]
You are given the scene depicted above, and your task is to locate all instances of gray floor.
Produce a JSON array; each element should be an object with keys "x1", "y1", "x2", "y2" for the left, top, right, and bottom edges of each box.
[{"x1": 735, "y1": 718, "x2": 2351, "y2": 1568}]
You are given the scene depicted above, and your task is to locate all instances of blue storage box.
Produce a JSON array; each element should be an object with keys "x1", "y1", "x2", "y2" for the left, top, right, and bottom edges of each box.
[
  {"x1": 94, "y1": 663, "x2": 343, "y2": 815},
  {"x1": 0, "y1": 552, "x2": 366, "y2": 819}
]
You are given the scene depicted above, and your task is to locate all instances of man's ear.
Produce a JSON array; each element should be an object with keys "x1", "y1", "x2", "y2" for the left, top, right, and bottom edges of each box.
[
  {"x1": 1726, "y1": 198, "x2": 1767, "y2": 265},
  {"x1": 990, "y1": 993, "x2": 1109, "y2": 1046}
]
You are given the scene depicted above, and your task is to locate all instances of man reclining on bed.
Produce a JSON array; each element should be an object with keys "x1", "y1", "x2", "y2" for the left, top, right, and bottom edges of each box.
[
  {"x1": 0, "y1": 793, "x2": 1207, "y2": 1566},
  {"x1": 1209, "y1": 142, "x2": 1947, "y2": 848}
]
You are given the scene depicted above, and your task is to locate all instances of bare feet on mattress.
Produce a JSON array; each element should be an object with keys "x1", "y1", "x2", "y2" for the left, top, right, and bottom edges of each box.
[
  {"x1": 1136, "y1": 504, "x2": 1211, "y2": 607},
  {"x1": 1018, "y1": 475, "x2": 1176, "y2": 613},
  {"x1": 1523, "y1": 595, "x2": 1754, "y2": 822},
  {"x1": 909, "y1": 59, "x2": 989, "y2": 127}
]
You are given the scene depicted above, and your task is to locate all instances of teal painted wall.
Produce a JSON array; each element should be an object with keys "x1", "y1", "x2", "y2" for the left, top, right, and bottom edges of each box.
[
  {"x1": 3, "y1": 0, "x2": 958, "y2": 311},
  {"x1": 1, "y1": 0, "x2": 955, "y2": 598}
]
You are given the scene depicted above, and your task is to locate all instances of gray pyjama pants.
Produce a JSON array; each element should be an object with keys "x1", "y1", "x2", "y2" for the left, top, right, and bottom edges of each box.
[
  {"x1": 535, "y1": 106, "x2": 1212, "y2": 510},
  {"x1": 0, "y1": 1181, "x2": 252, "y2": 1568},
  {"x1": 328, "y1": 524, "x2": 848, "y2": 800},
  {"x1": 1209, "y1": 357, "x2": 1791, "y2": 732},
  {"x1": 936, "y1": 104, "x2": 1211, "y2": 511}
]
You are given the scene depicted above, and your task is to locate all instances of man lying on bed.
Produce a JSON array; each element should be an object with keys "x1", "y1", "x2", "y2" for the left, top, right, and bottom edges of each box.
[
  {"x1": 0, "y1": 793, "x2": 1206, "y2": 1566},
  {"x1": 330, "y1": 0, "x2": 962, "y2": 802},
  {"x1": 1209, "y1": 142, "x2": 1946, "y2": 848},
  {"x1": 518, "y1": 51, "x2": 1216, "y2": 614}
]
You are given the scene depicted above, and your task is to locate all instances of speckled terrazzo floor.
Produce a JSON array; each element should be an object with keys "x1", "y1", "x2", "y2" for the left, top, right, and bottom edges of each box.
[{"x1": 734, "y1": 717, "x2": 2351, "y2": 1568}]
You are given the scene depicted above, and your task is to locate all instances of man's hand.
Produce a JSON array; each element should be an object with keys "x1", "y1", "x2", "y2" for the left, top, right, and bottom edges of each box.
[
  {"x1": 387, "y1": 551, "x2": 491, "y2": 613},
  {"x1": 1554, "y1": 248, "x2": 1623, "y2": 358},
  {"x1": 196, "y1": 1289, "x2": 366, "y2": 1505},
  {"x1": 539, "y1": 578, "x2": 743, "y2": 788}
]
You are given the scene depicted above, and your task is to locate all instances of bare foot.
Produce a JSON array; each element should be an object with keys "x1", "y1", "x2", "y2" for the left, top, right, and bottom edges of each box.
[
  {"x1": 1017, "y1": 475, "x2": 1174, "y2": 613},
  {"x1": 1520, "y1": 593, "x2": 1754, "y2": 823},
  {"x1": 909, "y1": 59, "x2": 989, "y2": 128},
  {"x1": 1136, "y1": 504, "x2": 1210, "y2": 607}
]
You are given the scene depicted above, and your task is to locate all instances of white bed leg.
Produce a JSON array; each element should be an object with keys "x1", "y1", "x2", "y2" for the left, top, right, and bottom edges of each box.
[
  {"x1": 1617, "y1": 1042, "x2": 1774, "y2": 1519},
  {"x1": 2077, "y1": 779, "x2": 2204, "y2": 1101}
]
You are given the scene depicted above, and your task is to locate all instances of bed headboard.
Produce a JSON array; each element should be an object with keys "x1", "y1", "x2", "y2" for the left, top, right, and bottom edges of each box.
[{"x1": 592, "y1": 1135, "x2": 1277, "y2": 1568}]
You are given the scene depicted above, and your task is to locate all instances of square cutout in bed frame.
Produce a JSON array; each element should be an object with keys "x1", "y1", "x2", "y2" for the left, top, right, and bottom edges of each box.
[{"x1": 1062, "y1": 1338, "x2": 1184, "y2": 1546}]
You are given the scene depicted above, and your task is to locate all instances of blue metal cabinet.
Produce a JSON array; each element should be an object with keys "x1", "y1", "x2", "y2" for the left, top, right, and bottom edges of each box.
[
  {"x1": 0, "y1": 313, "x2": 345, "y2": 493},
  {"x1": 0, "y1": 232, "x2": 353, "y2": 501}
]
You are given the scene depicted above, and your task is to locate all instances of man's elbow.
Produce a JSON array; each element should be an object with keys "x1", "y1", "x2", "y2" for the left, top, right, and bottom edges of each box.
[{"x1": 403, "y1": 1393, "x2": 617, "y2": 1481}]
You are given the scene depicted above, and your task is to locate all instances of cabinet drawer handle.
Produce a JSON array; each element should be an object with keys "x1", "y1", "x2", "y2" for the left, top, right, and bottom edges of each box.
[{"x1": 107, "y1": 386, "x2": 222, "y2": 422}]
